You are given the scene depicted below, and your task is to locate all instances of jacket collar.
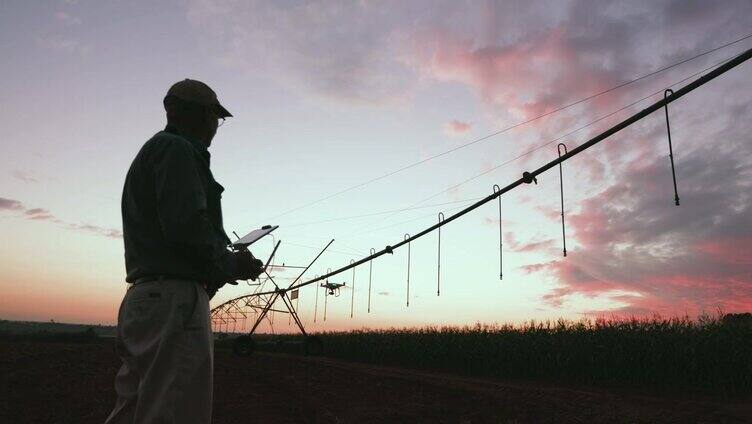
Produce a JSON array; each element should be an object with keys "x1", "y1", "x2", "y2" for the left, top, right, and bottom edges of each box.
[{"x1": 163, "y1": 125, "x2": 210, "y2": 162}]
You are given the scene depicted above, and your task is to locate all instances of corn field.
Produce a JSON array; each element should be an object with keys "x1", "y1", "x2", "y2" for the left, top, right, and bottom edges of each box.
[{"x1": 246, "y1": 313, "x2": 752, "y2": 394}]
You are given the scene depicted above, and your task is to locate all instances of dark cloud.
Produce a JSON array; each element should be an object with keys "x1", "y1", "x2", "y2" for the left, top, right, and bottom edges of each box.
[
  {"x1": 189, "y1": 0, "x2": 752, "y2": 111},
  {"x1": 0, "y1": 197, "x2": 121, "y2": 239},
  {"x1": 0, "y1": 197, "x2": 24, "y2": 210},
  {"x1": 526, "y1": 99, "x2": 752, "y2": 314},
  {"x1": 187, "y1": 0, "x2": 419, "y2": 105},
  {"x1": 25, "y1": 208, "x2": 55, "y2": 221}
]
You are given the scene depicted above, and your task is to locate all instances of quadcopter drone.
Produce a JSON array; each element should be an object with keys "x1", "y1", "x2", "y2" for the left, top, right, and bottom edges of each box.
[{"x1": 321, "y1": 281, "x2": 346, "y2": 296}]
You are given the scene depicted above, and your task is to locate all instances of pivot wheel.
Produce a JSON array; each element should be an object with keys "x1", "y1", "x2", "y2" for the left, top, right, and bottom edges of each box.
[
  {"x1": 304, "y1": 336, "x2": 323, "y2": 356},
  {"x1": 232, "y1": 335, "x2": 255, "y2": 357}
]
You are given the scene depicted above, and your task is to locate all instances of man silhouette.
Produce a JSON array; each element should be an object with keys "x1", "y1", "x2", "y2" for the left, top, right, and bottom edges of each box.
[{"x1": 105, "y1": 79, "x2": 262, "y2": 424}]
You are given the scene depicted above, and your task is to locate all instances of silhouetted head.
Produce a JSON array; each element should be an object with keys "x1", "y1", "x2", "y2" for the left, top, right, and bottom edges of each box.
[{"x1": 163, "y1": 79, "x2": 232, "y2": 148}]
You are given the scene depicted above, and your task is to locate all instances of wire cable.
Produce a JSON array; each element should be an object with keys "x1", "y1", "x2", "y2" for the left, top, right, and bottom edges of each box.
[
  {"x1": 339, "y1": 52, "x2": 740, "y2": 241},
  {"x1": 261, "y1": 33, "x2": 752, "y2": 223},
  {"x1": 282, "y1": 197, "x2": 483, "y2": 228},
  {"x1": 348, "y1": 202, "x2": 475, "y2": 239},
  {"x1": 247, "y1": 44, "x2": 751, "y2": 297},
  {"x1": 212, "y1": 43, "x2": 752, "y2": 314}
]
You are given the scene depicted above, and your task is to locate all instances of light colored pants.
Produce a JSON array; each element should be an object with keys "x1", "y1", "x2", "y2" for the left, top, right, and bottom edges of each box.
[{"x1": 105, "y1": 279, "x2": 213, "y2": 424}]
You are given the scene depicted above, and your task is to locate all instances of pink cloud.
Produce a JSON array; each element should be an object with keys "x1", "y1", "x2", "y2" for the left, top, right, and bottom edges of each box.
[
  {"x1": 483, "y1": 216, "x2": 499, "y2": 226},
  {"x1": 579, "y1": 156, "x2": 606, "y2": 182},
  {"x1": 443, "y1": 119, "x2": 471, "y2": 136},
  {"x1": 407, "y1": 25, "x2": 623, "y2": 125},
  {"x1": 534, "y1": 205, "x2": 561, "y2": 222},
  {"x1": 501, "y1": 230, "x2": 557, "y2": 253},
  {"x1": 513, "y1": 239, "x2": 557, "y2": 253},
  {"x1": 693, "y1": 237, "x2": 752, "y2": 266},
  {"x1": 520, "y1": 263, "x2": 547, "y2": 274},
  {"x1": 524, "y1": 137, "x2": 752, "y2": 315},
  {"x1": 531, "y1": 254, "x2": 752, "y2": 315},
  {"x1": 25, "y1": 208, "x2": 54, "y2": 220},
  {"x1": 517, "y1": 194, "x2": 532, "y2": 204}
]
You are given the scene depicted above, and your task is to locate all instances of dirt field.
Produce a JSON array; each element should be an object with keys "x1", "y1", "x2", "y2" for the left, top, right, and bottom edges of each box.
[{"x1": 1, "y1": 340, "x2": 750, "y2": 423}]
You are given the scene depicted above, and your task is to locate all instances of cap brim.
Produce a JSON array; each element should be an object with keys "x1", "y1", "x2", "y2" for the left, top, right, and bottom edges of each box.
[{"x1": 213, "y1": 103, "x2": 233, "y2": 118}]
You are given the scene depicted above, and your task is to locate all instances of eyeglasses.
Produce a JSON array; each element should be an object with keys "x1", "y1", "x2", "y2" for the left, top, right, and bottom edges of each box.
[{"x1": 205, "y1": 107, "x2": 226, "y2": 128}]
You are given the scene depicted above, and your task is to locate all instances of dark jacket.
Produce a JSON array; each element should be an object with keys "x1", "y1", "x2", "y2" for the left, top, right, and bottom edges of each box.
[{"x1": 121, "y1": 126, "x2": 236, "y2": 283}]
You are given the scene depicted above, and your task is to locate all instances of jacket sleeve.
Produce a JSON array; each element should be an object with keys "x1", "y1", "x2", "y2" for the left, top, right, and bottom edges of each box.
[{"x1": 152, "y1": 138, "x2": 237, "y2": 282}]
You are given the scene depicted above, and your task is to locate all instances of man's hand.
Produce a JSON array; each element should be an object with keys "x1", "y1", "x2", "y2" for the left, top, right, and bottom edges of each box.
[
  {"x1": 234, "y1": 250, "x2": 264, "y2": 281},
  {"x1": 205, "y1": 250, "x2": 264, "y2": 300}
]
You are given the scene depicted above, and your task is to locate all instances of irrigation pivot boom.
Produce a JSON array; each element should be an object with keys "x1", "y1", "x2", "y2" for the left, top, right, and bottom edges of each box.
[
  {"x1": 212, "y1": 45, "x2": 752, "y2": 357},
  {"x1": 253, "y1": 46, "x2": 752, "y2": 298}
]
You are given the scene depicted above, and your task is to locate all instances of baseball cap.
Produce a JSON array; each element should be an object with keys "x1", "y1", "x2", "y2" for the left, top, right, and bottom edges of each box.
[{"x1": 165, "y1": 79, "x2": 233, "y2": 118}]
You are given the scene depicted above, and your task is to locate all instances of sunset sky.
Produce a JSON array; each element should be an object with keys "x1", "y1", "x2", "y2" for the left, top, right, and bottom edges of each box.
[{"x1": 1, "y1": 0, "x2": 750, "y2": 331}]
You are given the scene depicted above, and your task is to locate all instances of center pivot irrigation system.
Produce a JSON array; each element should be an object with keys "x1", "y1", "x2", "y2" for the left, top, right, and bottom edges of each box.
[{"x1": 211, "y1": 46, "x2": 752, "y2": 356}]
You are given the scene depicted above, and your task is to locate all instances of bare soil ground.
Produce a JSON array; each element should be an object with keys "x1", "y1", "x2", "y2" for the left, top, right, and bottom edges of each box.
[{"x1": 1, "y1": 340, "x2": 750, "y2": 423}]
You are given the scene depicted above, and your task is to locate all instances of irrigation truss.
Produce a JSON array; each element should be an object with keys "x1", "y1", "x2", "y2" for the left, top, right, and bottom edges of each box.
[{"x1": 211, "y1": 44, "x2": 752, "y2": 337}]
